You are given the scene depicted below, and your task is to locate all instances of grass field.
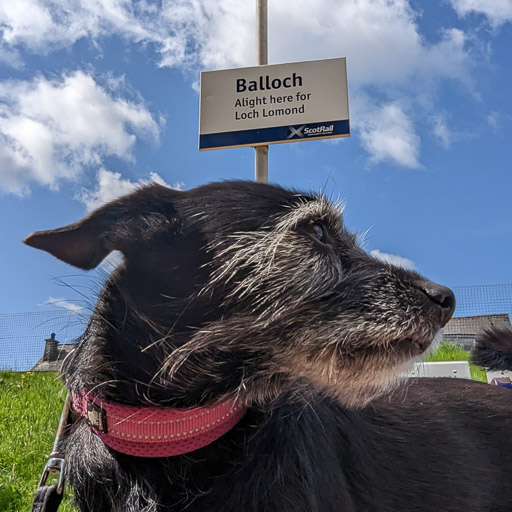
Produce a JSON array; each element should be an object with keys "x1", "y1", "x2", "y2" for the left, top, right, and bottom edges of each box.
[
  {"x1": 0, "y1": 342, "x2": 487, "y2": 511},
  {"x1": 0, "y1": 371, "x2": 76, "y2": 511}
]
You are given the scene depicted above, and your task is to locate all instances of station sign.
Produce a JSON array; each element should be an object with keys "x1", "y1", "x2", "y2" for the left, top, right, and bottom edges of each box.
[{"x1": 199, "y1": 57, "x2": 349, "y2": 150}]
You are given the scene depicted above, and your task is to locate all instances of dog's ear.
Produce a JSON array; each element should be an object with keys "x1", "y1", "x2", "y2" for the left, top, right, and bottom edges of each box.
[{"x1": 23, "y1": 184, "x2": 181, "y2": 270}]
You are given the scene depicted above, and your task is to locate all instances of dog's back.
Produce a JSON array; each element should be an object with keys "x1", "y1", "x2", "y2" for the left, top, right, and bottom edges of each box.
[{"x1": 63, "y1": 378, "x2": 512, "y2": 512}]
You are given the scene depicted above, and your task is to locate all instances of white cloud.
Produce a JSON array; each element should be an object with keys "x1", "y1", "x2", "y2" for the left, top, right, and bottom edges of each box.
[
  {"x1": 486, "y1": 111, "x2": 501, "y2": 131},
  {"x1": 0, "y1": 71, "x2": 160, "y2": 195},
  {"x1": 0, "y1": 0, "x2": 249, "y2": 71},
  {"x1": 268, "y1": 2, "x2": 473, "y2": 88},
  {"x1": 40, "y1": 297, "x2": 84, "y2": 312},
  {"x1": 430, "y1": 115, "x2": 452, "y2": 149},
  {"x1": 370, "y1": 249, "x2": 416, "y2": 270},
  {"x1": 357, "y1": 102, "x2": 421, "y2": 169},
  {"x1": 449, "y1": 0, "x2": 512, "y2": 27},
  {"x1": 0, "y1": 1, "x2": 477, "y2": 168},
  {"x1": 0, "y1": 0, "x2": 150, "y2": 55},
  {"x1": 0, "y1": 1, "x2": 473, "y2": 86},
  {"x1": 158, "y1": 1, "x2": 472, "y2": 168},
  {"x1": 77, "y1": 168, "x2": 182, "y2": 212}
]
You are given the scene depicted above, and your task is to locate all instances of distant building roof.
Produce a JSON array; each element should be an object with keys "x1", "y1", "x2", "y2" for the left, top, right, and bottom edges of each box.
[
  {"x1": 31, "y1": 333, "x2": 76, "y2": 372},
  {"x1": 444, "y1": 314, "x2": 512, "y2": 336}
]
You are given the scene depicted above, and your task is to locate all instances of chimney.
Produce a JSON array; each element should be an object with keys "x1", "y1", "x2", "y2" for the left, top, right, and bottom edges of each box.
[{"x1": 43, "y1": 333, "x2": 59, "y2": 362}]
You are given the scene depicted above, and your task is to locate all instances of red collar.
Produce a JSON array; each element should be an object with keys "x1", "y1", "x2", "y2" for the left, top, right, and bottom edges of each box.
[{"x1": 71, "y1": 391, "x2": 246, "y2": 458}]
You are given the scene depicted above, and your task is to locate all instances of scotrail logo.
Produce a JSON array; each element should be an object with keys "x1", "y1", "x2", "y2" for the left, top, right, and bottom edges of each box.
[{"x1": 287, "y1": 124, "x2": 334, "y2": 139}]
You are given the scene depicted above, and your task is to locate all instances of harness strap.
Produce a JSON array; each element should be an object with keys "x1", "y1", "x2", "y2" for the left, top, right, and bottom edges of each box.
[
  {"x1": 32, "y1": 393, "x2": 75, "y2": 512},
  {"x1": 31, "y1": 485, "x2": 63, "y2": 512}
]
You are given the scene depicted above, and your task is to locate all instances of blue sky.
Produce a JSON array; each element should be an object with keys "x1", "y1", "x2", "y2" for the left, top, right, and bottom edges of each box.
[{"x1": 0, "y1": 0, "x2": 511, "y2": 319}]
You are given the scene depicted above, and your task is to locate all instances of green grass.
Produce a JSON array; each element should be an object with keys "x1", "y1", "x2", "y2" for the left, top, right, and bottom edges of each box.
[
  {"x1": 425, "y1": 340, "x2": 487, "y2": 382},
  {"x1": 0, "y1": 371, "x2": 77, "y2": 511}
]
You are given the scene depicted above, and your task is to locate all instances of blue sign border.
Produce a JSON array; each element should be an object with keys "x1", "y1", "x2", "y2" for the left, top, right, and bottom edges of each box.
[{"x1": 199, "y1": 119, "x2": 349, "y2": 150}]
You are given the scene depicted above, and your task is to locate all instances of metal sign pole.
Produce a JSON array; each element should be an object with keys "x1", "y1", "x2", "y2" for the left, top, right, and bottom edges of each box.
[{"x1": 255, "y1": 0, "x2": 268, "y2": 183}]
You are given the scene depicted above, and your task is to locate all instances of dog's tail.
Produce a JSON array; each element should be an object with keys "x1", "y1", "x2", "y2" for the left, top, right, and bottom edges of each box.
[{"x1": 471, "y1": 327, "x2": 512, "y2": 371}]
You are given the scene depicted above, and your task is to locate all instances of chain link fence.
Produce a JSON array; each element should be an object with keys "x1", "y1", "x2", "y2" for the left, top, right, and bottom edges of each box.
[
  {"x1": 445, "y1": 284, "x2": 512, "y2": 350},
  {"x1": 1, "y1": 284, "x2": 512, "y2": 372}
]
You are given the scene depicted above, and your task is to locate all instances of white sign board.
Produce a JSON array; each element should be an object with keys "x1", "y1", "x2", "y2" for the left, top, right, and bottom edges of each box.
[
  {"x1": 406, "y1": 361, "x2": 472, "y2": 379},
  {"x1": 199, "y1": 58, "x2": 349, "y2": 150}
]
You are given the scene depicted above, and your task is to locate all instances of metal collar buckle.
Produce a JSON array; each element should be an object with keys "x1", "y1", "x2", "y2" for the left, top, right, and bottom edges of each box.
[{"x1": 86, "y1": 401, "x2": 108, "y2": 433}]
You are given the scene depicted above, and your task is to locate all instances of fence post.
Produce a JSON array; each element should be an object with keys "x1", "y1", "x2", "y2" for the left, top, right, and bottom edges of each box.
[{"x1": 255, "y1": 0, "x2": 268, "y2": 183}]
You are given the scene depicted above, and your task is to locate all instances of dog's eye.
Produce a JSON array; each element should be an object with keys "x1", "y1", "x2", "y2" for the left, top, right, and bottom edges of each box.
[
  {"x1": 312, "y1": 223, "x2": 324, "y2": 240},
  {"x1": 305, "y1": 222, "x2": 328, "y2": 244}
]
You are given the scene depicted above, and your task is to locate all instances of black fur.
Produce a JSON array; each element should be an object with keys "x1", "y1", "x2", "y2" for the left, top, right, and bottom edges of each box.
[
  {"x1": 24, "y1": 181, "x2": 512, "y2": 512},
  {"x1": 472, "y1": 327, "x2": 512, "y2": 371}
]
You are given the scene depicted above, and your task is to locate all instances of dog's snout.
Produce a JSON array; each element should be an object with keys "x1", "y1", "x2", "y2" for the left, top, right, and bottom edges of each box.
[{"x1": 415, "y1": 280, "x2": 456, "y2": 326}]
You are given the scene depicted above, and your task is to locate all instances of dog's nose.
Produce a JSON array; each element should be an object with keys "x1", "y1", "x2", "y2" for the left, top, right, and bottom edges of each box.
[{"x1": 415, "y1": 280, "x2": 456, "y2": 326}]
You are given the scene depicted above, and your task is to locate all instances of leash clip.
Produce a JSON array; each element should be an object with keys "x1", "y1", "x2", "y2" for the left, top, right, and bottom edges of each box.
[{"x1": 38, "y1": 457, "x2": 65, "y2": 494}]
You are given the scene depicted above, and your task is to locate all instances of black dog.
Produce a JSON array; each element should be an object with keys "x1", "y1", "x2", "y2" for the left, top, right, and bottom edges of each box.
[{"x1": 25, "y1": 181, "x2": 512, "y2": 511}]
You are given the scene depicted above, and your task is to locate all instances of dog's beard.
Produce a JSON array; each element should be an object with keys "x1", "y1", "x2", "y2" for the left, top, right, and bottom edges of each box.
[
  {"x1": 284, "y1": 329, "x2": 442, "y2": 409},
  {"x1": 285, "y1": 352, "x2": 405, "y2": 408}
]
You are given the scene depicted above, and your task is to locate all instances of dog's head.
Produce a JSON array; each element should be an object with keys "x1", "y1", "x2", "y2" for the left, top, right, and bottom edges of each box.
[{"x1": 24, "y1": 181, "x2": 455, "y2": 408}]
